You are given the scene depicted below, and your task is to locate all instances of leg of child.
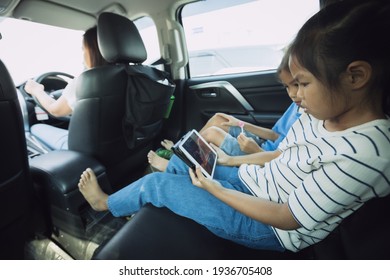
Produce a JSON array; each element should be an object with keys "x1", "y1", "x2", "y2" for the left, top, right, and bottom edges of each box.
[
  {"x1": 199, "y1": 113, "x2": 231, "y2": 134},
  {"x1": 147, "y1": 150, "x2": 169, "y2": 171},
  {"x1": 161, "y1": 139, "x2": 174, "y2": 150},
  {"x1": 77, "y1": 166, "x2": 282, "y2": 251},
  {"x1": 148, "y1": 127, "x2": 226, "y2": 172},
  {"x1": 201, "y1": 126, "x2": 228, "y2": 147},
  {"x1": 78, "y1": 168, "x2": 109, "y2": 212}
]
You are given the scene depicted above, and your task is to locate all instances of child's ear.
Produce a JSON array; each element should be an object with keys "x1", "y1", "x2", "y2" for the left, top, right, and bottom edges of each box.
[{"x1": 346, "y1": 61, "x2": 372, "y2": 90}]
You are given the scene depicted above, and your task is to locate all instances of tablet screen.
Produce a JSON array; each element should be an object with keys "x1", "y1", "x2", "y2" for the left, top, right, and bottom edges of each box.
[{"x1": 179, "y1": 130, "x2": 217, "y2": 178}]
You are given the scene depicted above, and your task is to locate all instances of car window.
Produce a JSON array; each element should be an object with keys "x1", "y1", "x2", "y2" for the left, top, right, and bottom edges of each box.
[
  {"x1": 134, "y1": 16, "x2": 160, "y2": 65},
  {"x1": 0, "y1": 17, "x2": 84, "y2": 85},
  {"x1": 181, "y1": 0, "x2": 320, "y2": 77}
]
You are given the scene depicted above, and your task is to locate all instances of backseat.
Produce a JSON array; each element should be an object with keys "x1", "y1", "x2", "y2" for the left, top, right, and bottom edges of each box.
[{"x1": 93, "y1": 193, "x2": 390, "y2": 259}]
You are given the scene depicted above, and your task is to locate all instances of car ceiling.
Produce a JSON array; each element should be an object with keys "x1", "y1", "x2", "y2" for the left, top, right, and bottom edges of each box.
[{"x1": 1, "y1": 0, "x2": 197, "y2": 31}]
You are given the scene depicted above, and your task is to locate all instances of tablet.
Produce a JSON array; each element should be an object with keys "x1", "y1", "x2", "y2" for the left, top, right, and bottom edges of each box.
[{"x1": 172, "y1": 129, "x2": 217, "y2": 178}]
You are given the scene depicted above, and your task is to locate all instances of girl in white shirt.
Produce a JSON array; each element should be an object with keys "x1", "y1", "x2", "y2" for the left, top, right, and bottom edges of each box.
[{"x1": 78, "y1": 0, "x2": 390, "y2": 252}]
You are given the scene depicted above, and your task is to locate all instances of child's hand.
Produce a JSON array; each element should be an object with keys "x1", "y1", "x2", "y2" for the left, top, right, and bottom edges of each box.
[
  {"x1": 210, "y1": 143, "x2": 231, "y2": 165},
  {"x1": 189, "y1": 166, "x2": 222, "y2": 192},
  {"x1": 237, "y1": 133, "x2": 263, "y2": 154},
  {"x1": 215, "y1": 113, "x2": 241, "y2": 127}
]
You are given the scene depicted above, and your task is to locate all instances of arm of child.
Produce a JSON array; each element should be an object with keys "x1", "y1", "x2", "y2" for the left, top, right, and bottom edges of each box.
[
  {"x1": 216, "y1": 113, "x2": 279, "y2": 142},
  {"x1": 239, "y1": 121, "x2": 279, "y2": 141},
  {"x1": 212, "y1": 143, "x2": 281, "y2": 167},
  {"x1": 189, "y1": 166, "x2": 299, "y2": 230}
]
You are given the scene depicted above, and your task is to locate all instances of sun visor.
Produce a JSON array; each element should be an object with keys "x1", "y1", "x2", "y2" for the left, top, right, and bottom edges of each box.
[{"x1": 12, "y1": 0, "x2": 96, "y2": 30}]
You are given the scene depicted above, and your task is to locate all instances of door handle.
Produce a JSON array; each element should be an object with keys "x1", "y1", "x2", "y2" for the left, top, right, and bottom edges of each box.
[
  {"x1": 190, "y1": 81, "x2": 254, "y2": 111},
  {"x1": 201, "y1": 92, "x2": 217, "y2": 98}
]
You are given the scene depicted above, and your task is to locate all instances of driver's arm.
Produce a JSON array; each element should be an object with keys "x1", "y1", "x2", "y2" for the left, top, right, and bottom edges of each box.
[{"x1": 25, "y1": 80, "x2": 72, "y2": 117}]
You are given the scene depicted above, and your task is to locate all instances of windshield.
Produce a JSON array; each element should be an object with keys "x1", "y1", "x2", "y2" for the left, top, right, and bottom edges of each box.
[{"x1": 0, "y1": 17, "x2": 84, "y2": 86}]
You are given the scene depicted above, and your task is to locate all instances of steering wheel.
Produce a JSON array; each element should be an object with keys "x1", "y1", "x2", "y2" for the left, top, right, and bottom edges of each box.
[{"x1": 27, "y1": 72, "x2": 75, "y2": 121}]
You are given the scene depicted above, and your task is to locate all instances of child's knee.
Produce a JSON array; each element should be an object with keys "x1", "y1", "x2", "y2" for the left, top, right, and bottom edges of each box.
[
  {"x1": 207, "y1": 114, "x2": 225, "y2": 127},
  {"x1": 202, "y1": 127, "x2": 214, "y2": 141},
  {"x1": 202, "y1": 127, "x2": 224, "y2": 145}
]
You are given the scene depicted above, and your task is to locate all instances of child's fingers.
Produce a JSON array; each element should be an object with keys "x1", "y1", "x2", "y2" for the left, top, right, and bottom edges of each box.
[
  {"x1": 190, "y1": 166, "x2": 209, "y2": 188},
  {"x1": 195, "y1": 166, "x2": 206, "y2": 181},
  {"x1": 189, "y1": 167, "x2": 199, "y2": 185},
  {"x1": 189, "y1": 166, "x2": 204, "y2": 187},
  {"x1": 210, "y1": 143, "x2": 220, "y2": 151},
  {"x1": 210, "y1": 143, "x2": 226, "y2": 158},
  {"x1": 237, "y1": 133, "x2": 248, "y2": 141}
]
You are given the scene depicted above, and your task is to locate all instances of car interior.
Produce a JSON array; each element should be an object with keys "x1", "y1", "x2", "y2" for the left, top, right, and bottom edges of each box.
[{"x1": 0, "y1": 0, "x2": 389, "y2": 260}]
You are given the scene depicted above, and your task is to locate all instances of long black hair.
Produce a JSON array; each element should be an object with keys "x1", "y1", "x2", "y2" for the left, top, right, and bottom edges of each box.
[
  {"x1": 83, "y1": 26, "x2": 109, "y2": 68},
  {"x1": 289, "y1": 0, "x2": 390, "y2": 115}
]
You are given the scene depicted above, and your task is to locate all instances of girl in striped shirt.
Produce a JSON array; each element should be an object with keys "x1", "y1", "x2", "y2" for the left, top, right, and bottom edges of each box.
[{"x1": 78, "y1": 0, "x2": 390, "y2": 252}]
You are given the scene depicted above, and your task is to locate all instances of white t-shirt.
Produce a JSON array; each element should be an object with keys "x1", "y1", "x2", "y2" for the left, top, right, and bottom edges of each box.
[
  {"x1": 61, "y1": 78, "x2": 77, "y2": 111},
  {"x1": 238, "y1": 113, "x2": 390, "y2": 252}
]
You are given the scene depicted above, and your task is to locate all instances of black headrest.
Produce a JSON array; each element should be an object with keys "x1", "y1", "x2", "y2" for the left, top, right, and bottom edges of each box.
[{"x1": 97, "y1": 12, "x2": 147, "y2": 64}]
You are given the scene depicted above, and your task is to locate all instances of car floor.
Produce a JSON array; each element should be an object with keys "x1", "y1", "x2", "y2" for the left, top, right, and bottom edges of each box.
[{"x1": 24, "y1": 208, "x2": 128, "y2": 260}]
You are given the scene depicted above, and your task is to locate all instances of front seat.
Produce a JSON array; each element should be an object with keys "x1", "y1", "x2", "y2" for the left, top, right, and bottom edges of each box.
[
  {"x1": 68, "y1": 12, "x2": 175, "y2": 190},
  {"x1": 0, "y1": 59, "x2": 33, "y2": 259}
]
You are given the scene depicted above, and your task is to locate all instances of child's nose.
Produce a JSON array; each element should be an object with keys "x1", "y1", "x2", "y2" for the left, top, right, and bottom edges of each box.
[{"x1": 296, "y1": 87, "x2": 304, "y2": 98}]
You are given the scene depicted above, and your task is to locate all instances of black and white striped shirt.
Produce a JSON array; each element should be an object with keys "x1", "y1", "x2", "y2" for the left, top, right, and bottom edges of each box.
[{"x1": 238, "y1": 113, "x2": 390, "y2": 252}]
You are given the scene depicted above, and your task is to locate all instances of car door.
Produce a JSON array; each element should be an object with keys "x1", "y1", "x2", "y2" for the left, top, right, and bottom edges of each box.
[
  {"x1": 183, "y1": 70, "x2": 290, "y2": 132},
  {"x1": 178, "y1": 0, "x2": 319, "y2": 134}
]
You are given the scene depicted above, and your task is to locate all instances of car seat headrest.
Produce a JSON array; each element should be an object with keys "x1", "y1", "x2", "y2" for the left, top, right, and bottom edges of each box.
[{"x1": 97, "y1": 12, "x2": 147, "y2": 64}]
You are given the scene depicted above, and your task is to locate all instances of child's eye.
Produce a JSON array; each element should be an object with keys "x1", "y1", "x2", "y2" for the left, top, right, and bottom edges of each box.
[{"x1": 299, "y1": 82, "x2": 309, "y2": 87}]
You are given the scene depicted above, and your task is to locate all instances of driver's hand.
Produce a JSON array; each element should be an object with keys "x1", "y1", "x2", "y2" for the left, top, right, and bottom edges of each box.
[{"x1": 25, "y1": 80, "x2": 45, "y2": 96}]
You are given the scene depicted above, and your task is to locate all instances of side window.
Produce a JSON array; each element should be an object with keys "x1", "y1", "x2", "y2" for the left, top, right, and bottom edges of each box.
[
  {"x1": 181, "y1": 0, "x2": 320, "y2": 77},
  {"x1": 133, "y1": 16, "x2": 160, "y2": 65}
]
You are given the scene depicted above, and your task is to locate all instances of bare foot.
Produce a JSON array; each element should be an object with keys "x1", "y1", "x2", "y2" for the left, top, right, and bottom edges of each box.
[
  {"x1": 161, "y1": 139, "x2": 174, "y2": 150},
  {"x1": 78, "y1": 168, "x2": 109, "y2": 212},
  {"x1": 147, "y1": 150, "x2": 169, "y2": 172}
]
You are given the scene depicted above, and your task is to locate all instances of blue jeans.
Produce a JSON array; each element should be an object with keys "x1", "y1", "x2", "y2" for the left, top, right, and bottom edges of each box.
[
  {"x1": 31, "y1": 123, "x2": 68, "y2": 150},
  {"x1": 107, "y1": 155, "x2": 284, "y2": 251}
]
